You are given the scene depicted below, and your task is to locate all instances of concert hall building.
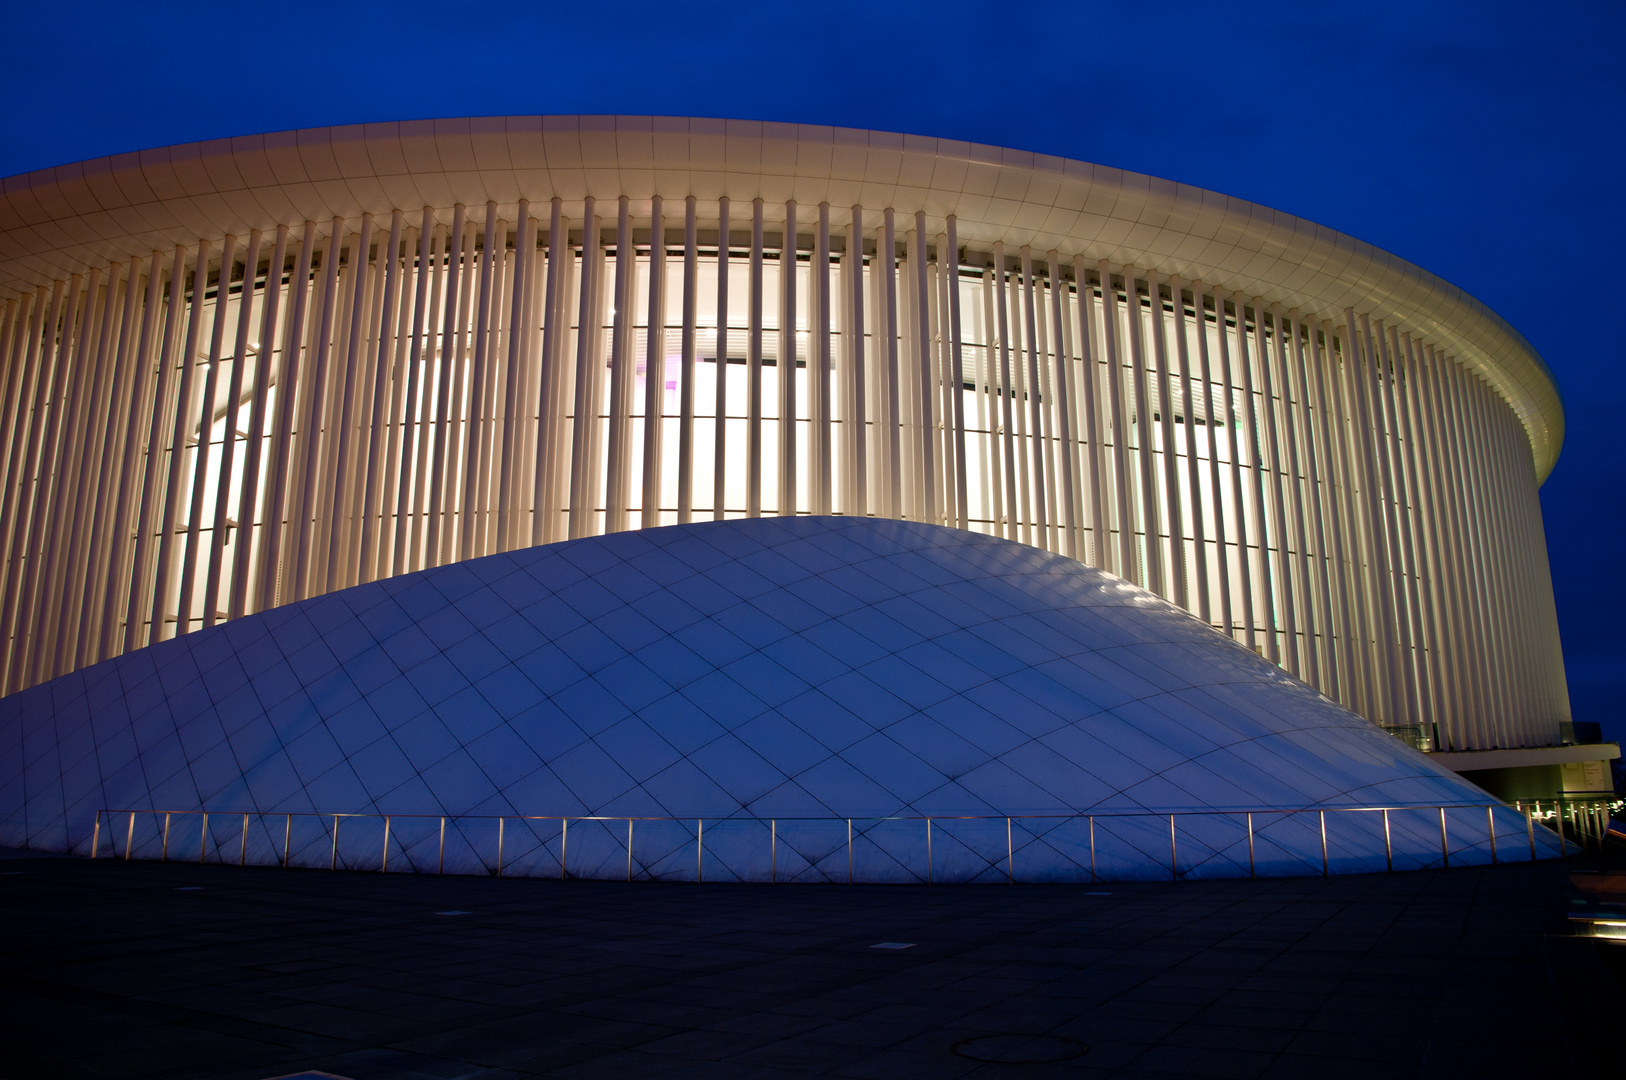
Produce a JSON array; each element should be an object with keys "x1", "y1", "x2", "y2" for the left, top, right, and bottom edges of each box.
[{"x1": 0, "y1": 117, "x2": 1605, "y2": 881}]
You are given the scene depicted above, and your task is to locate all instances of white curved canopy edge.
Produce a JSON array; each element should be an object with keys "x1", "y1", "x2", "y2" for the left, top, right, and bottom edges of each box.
[{"x1": 0, "y1": 115, "x2": 1563, "y2": 479}]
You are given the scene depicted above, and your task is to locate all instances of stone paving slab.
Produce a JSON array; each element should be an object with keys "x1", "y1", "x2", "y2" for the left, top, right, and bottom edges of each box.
[{"x1": 2, "y1": 850, "x2": 1621, "y2": 1078}]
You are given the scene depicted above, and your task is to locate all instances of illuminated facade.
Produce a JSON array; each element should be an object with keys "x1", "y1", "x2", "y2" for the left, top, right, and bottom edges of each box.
[{"x1": 0, "y1": 116, "x2": 1570, "y2": 759}]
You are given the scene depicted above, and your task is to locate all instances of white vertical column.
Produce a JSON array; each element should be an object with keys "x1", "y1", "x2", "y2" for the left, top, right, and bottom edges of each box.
[
  {"x1": 1344, "y1": 312, "x2": 1399, "y2": 724},
  {"x1": 604, "y1": 198, "x2": 636, "y2": 534},
  {"x1": 41, "y1": 266, "x2": 113, "y2": 675},
  {"x1": 640, "y1": 196, "x2": 669, "y2": 529},
  {"x1": 1235, "y1": 295, "x2": 1277, "y2": 664},
  {"x1": 1149, "y1": 271, "x2": 1183, "y2": 609},
  {"x1": 1305, "y1": 320, "x2": 1351, "y2": 709},
  {"x1": 493, "y1": 201, "x2": 532, "y2": 550},
  {"x1": 376, "y1": 224, "x2": 421, "y2": 574},
  {"x1": 100, "y1": 254, "x2": 168, "y2": 656},
  {"x1": 1327, "y1": 321, "x2": 1380, "y2": 720},
  {"x1": 1, "y1": 283, "x2": 61, "y2": 687},
  {"x1": 391, "y1": 211, "x2": 437, "y2": 576},
  {"x1": 568, "y1": 201, "x2": 601, "y2": 538},
  {"x1": 290, "y1": 223, "x2": 345, "y2": 598},
  {"x1": 1171, "y1": 277, "x2": 1208, "y2": 622},
  {"x1": 978, "y1": 268, "x2": 1002, "y2": 536},
  {"x1": 1, "y1": 283, "x2": 61, "y2": 688},
  {"x1": 69, "y1": 260, "x2": 143, "y2": 666},
  {"x1": 202, "y1": 231, "x2": 263, "y2": 627},
  {"x1": 532, "y1": 205, "x2": 567, "y2": 546},
  {"x1": 1071, "y1": 260, "x2": 1106, "y2": 568},
  {"x1": 0, "y1": 292, "x2": 37, "y2": 619},
  {"x1": 253, "y1": 227, "x2": 316, "y2": 612},
  {"x1": 1046, "y1": 252, "x2": 1079, "y2": 558},
  {"x1": 932, "y1": 238, "x2": 952, "y2": 525},
  {"x1": 17, "y1": 274, "x2": 87, "y2": 685},
  {"x1": 30, "y1": 265, "x2": 103, "y2": 668},
  {"x1": 1031, "y1": 262, "x2": 1057, "y2": 546},
  {"x1": 1437, "y1": 357, "x2": 1490, "y2": 746},
  {"x1": 474, "y1": 219, "x2": 510, "y2": 558},
  {"x1": 1194, "y1": 285, "x2": 1232, "y2": 636},
  {"x1": 1289, "y1": 312, "x2": 1338, "y2": 701},
  {"x1": 1413, "y1": 344, "x2": 1463, "y2": 746},
  {"x1": 70, "y1": 260, "x2": 140, "y2": 663},
  {"x1": 992, "y1": 249, "x2": 1019, "y2": 542},
  {"x1": 712, "y1": 198, "x2": 731, "y2": 521},
  {"x1": 1006, "y1": 255, "x2": 1031, "y2": 543},
  {"x1": 1393, "y1": 331, "x2": 1440, "y2": 737},
  {"x1": 1255, "y1": 302, "x2": 1295, "y2": 674},
  {"x1": 1374, "y1": 323, "x2": 1422, "y2": 727},
  {"x1": 913, "y1": 212, "x2": 936, "y2": 527},
  {"x1": 1214, "y1": 289, "x2": 1253, "y2": 649},
  {"x1": 778, "y1": 201, "x2": 798, "y2": 518},
  {"x1": 1018, "y1": 248, "x2": 1045, "y2": 547},
  {"x1": 813, "y1": 204, "x2": 834, "y2": 517},
  {"x1": 945, "y1": 219, "x2": 968, "y2": 531},
  {"x1": 318, "y1": 216, "x2": 374, "y2": 590},
  {"x1": 456, "y1": 203, "x2": 499, "y2": 555},
  {"x1": 844, "y1": 207, "x2": 868, "y2": 518},
  {"x1": 746, "y1": 199, "x2": 765, "y2": 519},
  {"x1": 676, "y1": 199, "x2": 698, "y2": 524},
  {"x1": 1099, "y1": 264, "x2": 1135, "y2": 579},
  {"x1": 1462, "y1": 374, "x2": 1514, "y2": 741},
  {"x1": 880, "y1": 210, "x2": 902, "y2": 519},
  {"x1": 229, "y1": 226, "x2": 290, "y2": 618},
  {"x1": 423, "y1": 213, "x2": 459, "y2": 560},
  {"x1": 436, "y1": 219, "x2": 475, "y2": 560},
  {"x1": 1270, "y1": 305, "x2": 1314, "y2": 682},
  {"x1": 1125, "y1": 272, "x2": 1161, "y2": 593},
  {"x1": 174, "y1": 238, "x2": 238, "y2": 635}
]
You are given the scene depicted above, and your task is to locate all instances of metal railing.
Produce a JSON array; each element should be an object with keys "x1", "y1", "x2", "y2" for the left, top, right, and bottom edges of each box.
[{"x1": 78, "y1": 798, "x2": 1606, "y2": 884}]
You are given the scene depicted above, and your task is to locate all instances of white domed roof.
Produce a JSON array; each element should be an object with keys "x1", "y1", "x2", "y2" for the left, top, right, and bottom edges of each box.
[{"x1": 0, "y1": 517, "x2": 1545, "y2": 880}]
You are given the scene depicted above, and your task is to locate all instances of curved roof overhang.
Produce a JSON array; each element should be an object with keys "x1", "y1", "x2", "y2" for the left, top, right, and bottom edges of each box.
[{"x1": 0, "y1": 115, "x2": 1563, "y2": 479}]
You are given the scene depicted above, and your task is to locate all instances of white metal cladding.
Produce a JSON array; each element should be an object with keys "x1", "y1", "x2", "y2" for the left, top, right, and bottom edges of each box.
[
  {"x1": 0, "y1": 120, "x2": 1570, "y2": 756},
  {"x1": 0, "y1": 517, "x2": 1550, "y2": 881}
]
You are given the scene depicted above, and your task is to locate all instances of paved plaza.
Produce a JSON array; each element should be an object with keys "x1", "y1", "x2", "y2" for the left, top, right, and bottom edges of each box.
[{"x1": 3, "y1": 847, "x2": 1621, "y2": 1079}]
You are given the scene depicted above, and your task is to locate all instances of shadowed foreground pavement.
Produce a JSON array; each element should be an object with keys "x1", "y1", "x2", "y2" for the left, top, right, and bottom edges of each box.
[{"x1": 3, "y1": 848, "x2": 1621, "y2": 1079}]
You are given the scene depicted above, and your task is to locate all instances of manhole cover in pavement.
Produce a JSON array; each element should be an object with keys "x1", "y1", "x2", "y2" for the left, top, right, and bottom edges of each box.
[{"x1": 951, "y1": 1034, "x2": 1088, "y2": 1063}]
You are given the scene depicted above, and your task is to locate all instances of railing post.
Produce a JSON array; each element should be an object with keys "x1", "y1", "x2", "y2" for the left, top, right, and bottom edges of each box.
[
  {"x1": 626, "y1": 819, "x2": 634, "y2": 882},
  {"x1": 771, "y1": 819, "x2": 776, "y2": 884},
  {"x1": 1246, "y1": 812, "x2": 1255, "y2": 878},
  {"x1": 1088, "y1": 815, "x2": 1096, "y2": 883},
  {"x1": 847, "y1": 819, "x2": 852, "y2": 884},
  {"x1": 125, "y1": 811, "x2": 136, "y2": 861},
  {"x1": 90, "y1": 811, "x2": 101, "y2": 859},
  {"x1": 200, "y1": 811, "x2": 209, "y2": 864},
  {"x1": 1486, "y1": 806, "x2": 1497, "y2": 865},
  {"x1": 163, "y1": 812, "x2": 172, "y2": 863},
  {"x1": 926, "y1": 818, "x2": 932, "y2": 885},
  {"x1": 560, "y1": 818, "x2": 568, "y2": 880},
  {"x1": 1526, "y1": 804, "x2": 1537, "y2": 861},
  {"x1": 439, "y1": 817, "x2": 446, "y2": 875},
  {"x1": 1006, "y1": 817, "x2": 1013, "y2": 883},
  {"x1": 282, "y1": 814, "x2": 291, "y2": 868},
  {"x1": 1169, "y1": 815, "x2": 1177, "y2": 881},
  {"x1": 1319, "y1": 811, "x2": 1328, "y2": 877},
  {"x1": 1438, "y1": 807, "x2": 1449, "y2": 869},
  {"x1": 496, "y1": 818, "x2": 504, "y2": 878},
  {"x1": 1382, "y1": 809, "x2": 1392, "y2": 872},
  {"x1": 382, "y1": 815, "x2": 391, "y2": 873},
  {"x1": 240, "y1": 813, "x2": 249, "y2": 867},
  {"x1": 330, "y1": 814, "x2": 339, "y2": 870},
  {"x1": 696, "y1": 819, "x2": 702, "y2": 883}
]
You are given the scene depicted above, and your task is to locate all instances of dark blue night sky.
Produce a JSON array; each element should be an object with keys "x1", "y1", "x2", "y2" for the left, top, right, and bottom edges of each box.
[{"x1": 3, "y1": 0, "x2": 1620, "y2": 743}]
